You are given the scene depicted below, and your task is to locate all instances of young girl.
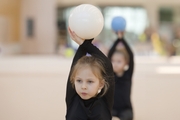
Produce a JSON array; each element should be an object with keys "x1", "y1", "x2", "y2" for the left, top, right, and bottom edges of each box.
[
  {"x1": 65, "y1": 28, "x2": 114, "y2": 120},
  {"x1": 108, "y1": 31, "x2": 134, "y2": 120}
]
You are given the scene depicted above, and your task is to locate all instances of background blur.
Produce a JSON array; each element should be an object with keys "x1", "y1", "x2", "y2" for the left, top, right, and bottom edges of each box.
[{"x1": 0, "y1": 0, "x2": 180, "y2": 120}]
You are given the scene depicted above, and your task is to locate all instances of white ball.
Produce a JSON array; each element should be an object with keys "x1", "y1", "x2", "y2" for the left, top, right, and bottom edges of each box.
[{"x1": 69, "y1": 4, "x2": 104, "y2": 39}]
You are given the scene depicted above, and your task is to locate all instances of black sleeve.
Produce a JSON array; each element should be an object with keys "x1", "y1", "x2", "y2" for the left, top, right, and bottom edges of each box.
[
  {"x1": 121, "y1": 38, "x2": 134, "y2": 78},
  {"x1": 81, "y1": 40, "x2": 115, "y2": 110},
  {"x1": 107, "y1": 39, "x2": 121, "y2": 60},
  {"x1": 65, "y1": 44, "x2": 86, "y2": 108}
]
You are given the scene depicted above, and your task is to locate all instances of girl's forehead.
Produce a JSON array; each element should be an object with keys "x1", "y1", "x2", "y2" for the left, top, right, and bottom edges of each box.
[
  {"x1": 75, "y1": 65, "x2": 101, "y2": 77},
  {"x1": 75, "y1": 65, "x2": 91, "y2": 72},
  {"x1": 113, "y1": 52, "x2": 125, "y2": 58}
]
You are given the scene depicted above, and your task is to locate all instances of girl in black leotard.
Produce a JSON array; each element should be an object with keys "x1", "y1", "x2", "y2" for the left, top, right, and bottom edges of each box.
[
  {"x1": 65, "y1": 28, "x2": 115, "y2": 120},
  {"x1": 108, "y1": 31, "x2": 134, "y2": 120}
]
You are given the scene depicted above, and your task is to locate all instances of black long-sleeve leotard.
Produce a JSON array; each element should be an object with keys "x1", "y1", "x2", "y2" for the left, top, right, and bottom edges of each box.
[
  {"x1": 66, "y1": 40, "x2": 114, "y2": 120},
  {"x1": 108, "y1": 38, "x2": 134, "y2": 115}
]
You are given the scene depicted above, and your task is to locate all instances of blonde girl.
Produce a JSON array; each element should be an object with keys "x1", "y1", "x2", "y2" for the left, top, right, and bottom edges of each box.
[{"x1": 65, "y1": 28, "x2": 114, "y2": 120}]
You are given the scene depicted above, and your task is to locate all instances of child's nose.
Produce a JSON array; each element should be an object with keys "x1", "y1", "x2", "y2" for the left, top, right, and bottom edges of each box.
[{"x1": 81, "y1": 83, "x2": 87, "y2": 89}]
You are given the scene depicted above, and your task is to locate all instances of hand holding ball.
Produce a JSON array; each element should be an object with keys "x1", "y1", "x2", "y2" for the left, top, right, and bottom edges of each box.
[{"x1": 69, "y1": 4, "x2": 104, "y2": 39}]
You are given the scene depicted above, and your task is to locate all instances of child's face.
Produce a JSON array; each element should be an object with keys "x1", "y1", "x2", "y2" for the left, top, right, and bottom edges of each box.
[
  {"x1": 74, "y1": 66, "x2": 104, "y2": 100},
  {"x1": 111, "y1": 53, "x2": 127, "y2": 74}
]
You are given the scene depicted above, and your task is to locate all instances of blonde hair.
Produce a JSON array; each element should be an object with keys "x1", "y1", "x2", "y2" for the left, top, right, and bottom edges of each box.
[{"x1": 70, "y1": 55, "x2": 109, "y2": 97}]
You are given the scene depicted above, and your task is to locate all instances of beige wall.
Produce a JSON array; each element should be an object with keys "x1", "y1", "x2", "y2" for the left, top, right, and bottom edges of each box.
[
  {"x1": 57, "y1": 0, "x2": 180, "y2": 6},
  {"x1": 144, "y1": 4, "x2": 159, "y2": 29},
  {"x1": 21, "y1": 0, "x2": 57, "y2": 54},
  {"x1": 0, "y1": 0, "x2": 21, "y2": 43}
]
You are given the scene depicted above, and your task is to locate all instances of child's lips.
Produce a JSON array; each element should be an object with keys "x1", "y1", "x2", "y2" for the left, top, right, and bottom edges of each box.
[{"x1": 81, "y1": 92, "x2": 87, "y2": 96}]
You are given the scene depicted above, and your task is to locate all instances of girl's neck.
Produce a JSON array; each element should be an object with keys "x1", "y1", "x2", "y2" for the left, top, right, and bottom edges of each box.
[{"x1": 116, "y1": 71, "x2": 124, "y2": 77}]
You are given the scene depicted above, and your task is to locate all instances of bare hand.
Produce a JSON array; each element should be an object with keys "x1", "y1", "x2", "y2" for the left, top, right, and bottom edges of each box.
[
  {"x1": 68, "y1": 27, "x2": 85, "y2": 45},
  {"x1": 117, "y1": 31, "x2": 123, "y2": 39}
]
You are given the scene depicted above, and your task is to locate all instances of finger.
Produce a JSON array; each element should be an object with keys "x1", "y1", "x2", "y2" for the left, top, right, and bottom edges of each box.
[
  {"x1": 68, "y1": 27, "x2": 73, "y2": 36},
  {"x1": 72, "y1": 31, "x2": 84, "y2": 40},
  {"x1": 68, "y1": 28, "x2": 76, "y2": 40}
]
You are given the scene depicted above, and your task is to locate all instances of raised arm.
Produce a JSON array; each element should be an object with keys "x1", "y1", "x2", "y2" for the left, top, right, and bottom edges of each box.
[
  {"x1": 65, "y1": 28, "x2": 87, "y2": 108},
  {"x1": 107, "y1": 38, "x2": 121, "y2": 60},
  {"x1": 121, "y1": 37, "x2": 134, "y2": 78},
  {"x1": 81, "y1": 40, "x2": 115, "y2": 110},
  {"x1": 65, "y1": 45, "x2": 86, "y2": 108}
]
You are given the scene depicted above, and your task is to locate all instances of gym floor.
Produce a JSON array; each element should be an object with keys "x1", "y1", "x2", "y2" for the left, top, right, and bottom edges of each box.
[{"x1": 0, "y1": 55, "x2": 180, "y2": 120}]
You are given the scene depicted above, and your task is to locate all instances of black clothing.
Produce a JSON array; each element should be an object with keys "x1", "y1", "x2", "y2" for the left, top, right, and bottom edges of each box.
[
  {"x1": 66, "y1": 40, "x2": 115, "y2": 120},
  {"x1": 108, "y1": 38, "x2": 134, "y2": 120}
]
